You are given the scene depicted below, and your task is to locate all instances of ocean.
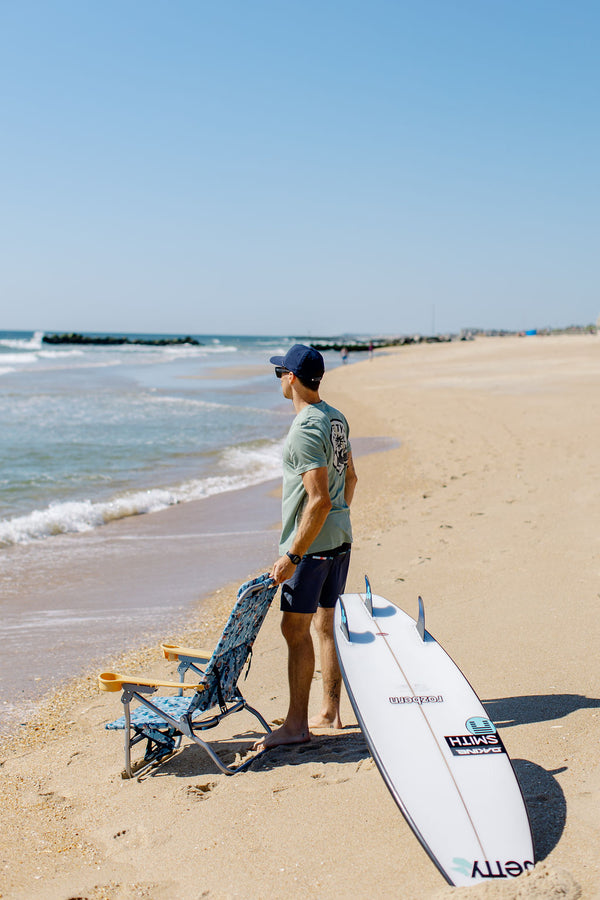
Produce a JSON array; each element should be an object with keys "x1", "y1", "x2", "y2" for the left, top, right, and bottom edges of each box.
[
  {"x1": 0, "y1": 331, "x2": 310, "y2": 543},
  {"x1": 0, "y1": 330, "x2": 344, "y2": 731}
]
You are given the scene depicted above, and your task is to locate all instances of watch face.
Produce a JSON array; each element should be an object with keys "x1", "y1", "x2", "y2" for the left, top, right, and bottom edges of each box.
[{"x1": 287, "y1": 552, "x2": 301, "y2": 564}]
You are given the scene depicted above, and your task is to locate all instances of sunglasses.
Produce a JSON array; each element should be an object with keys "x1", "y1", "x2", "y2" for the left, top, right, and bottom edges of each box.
[{"x1": 275, "y1": 367, "x2": 290, "y2": 379}]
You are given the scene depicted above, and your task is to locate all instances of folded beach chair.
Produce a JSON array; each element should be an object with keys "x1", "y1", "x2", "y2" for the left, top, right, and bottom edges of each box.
[{"x1": 99, "y1": 573, "x2": 277, "y2": 778}]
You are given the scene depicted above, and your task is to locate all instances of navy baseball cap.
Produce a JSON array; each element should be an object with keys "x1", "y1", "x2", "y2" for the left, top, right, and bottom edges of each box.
[{"x1": 269, "y1": 344, "x2": 325, "y2": 384}]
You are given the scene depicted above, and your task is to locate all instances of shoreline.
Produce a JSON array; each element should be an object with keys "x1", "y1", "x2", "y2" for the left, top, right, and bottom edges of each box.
[
  {"x1": 0, "y1": 432, "x2": 395, "y2": 736},
  {"x1": 1, "y1": 334, "x2": 598, "y2": 899},
  {"x1": 0, "y1": 480, "x2": 282, "y2": 735}
]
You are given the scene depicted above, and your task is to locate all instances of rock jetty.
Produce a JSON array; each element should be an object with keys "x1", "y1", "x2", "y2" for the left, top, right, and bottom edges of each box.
[
  {"x1": 42, "y1": 333, "x2": 201, "y2": 346},
  {"x1": 308, "y1": 334, "x2": 461, "y2": 353}
]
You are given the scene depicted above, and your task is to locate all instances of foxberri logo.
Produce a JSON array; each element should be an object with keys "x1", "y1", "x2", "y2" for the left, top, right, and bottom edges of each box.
[{"x1": 389, "y1": 695, "x2": 444, "y2": 704}]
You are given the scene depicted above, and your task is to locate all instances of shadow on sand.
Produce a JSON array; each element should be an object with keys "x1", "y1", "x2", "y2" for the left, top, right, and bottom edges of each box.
[
  {"x1": 481, "y1": 694, "x2": 594, "y2": 860},
  {"x1": 483, "y1": 692, "x2": 600, "y2": 728},
  {"x1": 139, "y1": 727, "x2": 369, "y2": 780},
  {"x1": 511, "y1": 759, "x2": 567, "y2": 861},
  {"x1": 138, "y1": 699, "x2": 575, "y2": 863}
]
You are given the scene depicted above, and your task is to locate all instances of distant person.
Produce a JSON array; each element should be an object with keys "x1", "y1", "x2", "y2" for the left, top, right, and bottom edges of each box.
[
  {"x1": 340, "y1": 346, "x2": 349, "y2": 363},
  {"x1": 255, "y1": 344, "x2": 358, "y2": 750},
  {"x1": 368, "y1": 341, "x2": 374, "y2": 360}
]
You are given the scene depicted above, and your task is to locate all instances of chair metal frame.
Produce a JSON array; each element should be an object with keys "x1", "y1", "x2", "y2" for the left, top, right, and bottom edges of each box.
[{"x1": 100, "y1": 574, "x2": 277, "y2": 778}]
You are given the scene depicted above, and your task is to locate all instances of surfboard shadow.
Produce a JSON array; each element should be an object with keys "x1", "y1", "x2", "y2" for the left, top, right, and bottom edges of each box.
[
  {"x1": 511, "y1": 759, "x2": 567, "y2": 861},
  {"x1": 483, "y1": 693, "x2": 600, "y2": 727},
  {"x1": 346, "y1": 629, "x2": 376, "y2": 643},
  {"x1": 371, "y1": 605, "x2": 396, "y2": 618},
  {"x1": 482, "y1": 695, "x2": 582, "y2": 861}
]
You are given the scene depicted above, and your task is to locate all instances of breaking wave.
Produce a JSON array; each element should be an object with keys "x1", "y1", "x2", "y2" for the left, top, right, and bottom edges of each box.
[{"x1": 0, "y1": 440, "x2": 283, "y2": 547}]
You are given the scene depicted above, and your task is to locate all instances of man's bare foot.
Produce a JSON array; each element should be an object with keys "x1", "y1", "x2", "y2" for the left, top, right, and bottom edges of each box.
[
  {"x1": 253, "y1": 723, "x2": 311, "y2": 752},
  {"x1": 308, "y1": 712, "x2": 342, "y2": 729}
]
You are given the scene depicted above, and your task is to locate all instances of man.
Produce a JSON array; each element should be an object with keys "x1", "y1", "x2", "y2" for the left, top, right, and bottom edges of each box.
[{"x1": 256, "y1": 344, "x2": 357, "y2": 750}]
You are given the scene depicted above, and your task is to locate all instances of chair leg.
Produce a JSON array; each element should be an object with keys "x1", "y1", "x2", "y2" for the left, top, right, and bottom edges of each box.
[
  {"x1": 185, "y1": 700, "x2": 272, "y2": 775},
  {"x1": 187, "y1": 731, "x2": 269, "y2": 776},
  {"x1": 123, "y1": 699, "x2": 133, "y2": 779},
  {"x1": 243, "y1": 701, "x2": 272, "y2": 735},
  {"x1": 119, "y1": 693, "x2": 272, "y2": 778}
]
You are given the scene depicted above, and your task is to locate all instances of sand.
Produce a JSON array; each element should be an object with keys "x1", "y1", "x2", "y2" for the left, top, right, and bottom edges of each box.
[{"x1": 1, "y1": 334, "x2": 599, "y2": 899}]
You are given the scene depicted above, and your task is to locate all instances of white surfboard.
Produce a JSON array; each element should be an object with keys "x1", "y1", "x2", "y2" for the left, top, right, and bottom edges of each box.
[{"x1": 334, "y1": 579, "x2": 534, "y2": 887}]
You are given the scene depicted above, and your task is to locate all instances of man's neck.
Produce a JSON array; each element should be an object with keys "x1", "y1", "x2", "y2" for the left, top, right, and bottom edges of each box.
[{"x1": 292, "y1": 391, "x2": 321, "y2": 414}]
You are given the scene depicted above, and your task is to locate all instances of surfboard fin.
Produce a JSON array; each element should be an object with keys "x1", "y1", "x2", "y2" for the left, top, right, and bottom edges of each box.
[
  {"x1": 416, "y1": 596, "x2": 426, "y2": 641},
  {"x1": 339, "y1": 597, "x2": 350, "y2": 641},
  {"x1": 364, "y1": 574, "x2": 373, "y2": 616}
]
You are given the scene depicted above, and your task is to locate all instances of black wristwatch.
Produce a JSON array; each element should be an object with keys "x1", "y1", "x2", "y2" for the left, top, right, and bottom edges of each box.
[{"x1": 286, "y1": 551, "x2": 302, "y2": 565}]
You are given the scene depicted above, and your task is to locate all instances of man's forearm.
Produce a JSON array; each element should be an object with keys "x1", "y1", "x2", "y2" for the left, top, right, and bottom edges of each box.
[
  {"x1": 344, "y1": 453, "x2": 358, "y2": 506},
  {"x1": 288, "y1": 493, "x2": 332, "y2": 558},
  {"x1": 270, "y1": 465, "x2": 332, "y2": 585},
  {"x1": 270, "y1": 494, "x2": 331, "y2": 584}
]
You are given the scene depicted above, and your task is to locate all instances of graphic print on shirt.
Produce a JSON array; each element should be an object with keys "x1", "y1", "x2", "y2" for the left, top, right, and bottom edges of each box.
[{"x1": 330, "y1": 419, "x2": 348, "y2": 475}]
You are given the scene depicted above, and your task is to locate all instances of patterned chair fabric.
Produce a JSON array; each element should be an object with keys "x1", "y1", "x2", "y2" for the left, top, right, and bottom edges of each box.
[{"x1": 106, "y1": 573, "x2": 277, "y2": 731}]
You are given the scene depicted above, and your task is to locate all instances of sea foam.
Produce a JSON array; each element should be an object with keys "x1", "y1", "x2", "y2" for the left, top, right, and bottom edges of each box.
[
  {"x1": 0, "y1": 331, "x2": 44, "y2": 351},
  {"x1": 0, "y1": 440, "x2": 284, "y2": 547}
]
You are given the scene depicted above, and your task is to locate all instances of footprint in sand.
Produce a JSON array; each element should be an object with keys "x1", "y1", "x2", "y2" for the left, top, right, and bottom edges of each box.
[{"x1": 187, "y1": 781, "x2": 218, "y2": 800}]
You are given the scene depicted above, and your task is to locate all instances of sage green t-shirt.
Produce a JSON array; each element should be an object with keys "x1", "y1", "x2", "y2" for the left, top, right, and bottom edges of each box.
[{"x1": 279, "y1": 400, "x2": 352, "y2": 555}]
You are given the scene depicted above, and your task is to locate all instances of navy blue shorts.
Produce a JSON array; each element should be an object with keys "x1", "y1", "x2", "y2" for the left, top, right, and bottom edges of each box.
[{"x1": 280, "y1": 544, "x2": 351, "y2": 615}]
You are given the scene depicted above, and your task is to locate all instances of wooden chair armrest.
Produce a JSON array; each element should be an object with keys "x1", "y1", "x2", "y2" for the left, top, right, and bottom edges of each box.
[
  {"x1": 99, "y1": 672, "x2": 205, "y2": 693},
  {"x1": 160, "y1": 643, "x2": 213, "y2": 663}
]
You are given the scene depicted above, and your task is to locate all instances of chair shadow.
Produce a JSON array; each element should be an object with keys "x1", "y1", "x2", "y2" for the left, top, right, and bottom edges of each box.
[
  {"x1": 252, "y1": 728, "x2": 369, "y2": 772},
  {"x1": 145, "y1": 727, "x2": 369, "y2": 779},
  {"x1": 483, "y1": 693, "x2": 600, "y2": 727}
]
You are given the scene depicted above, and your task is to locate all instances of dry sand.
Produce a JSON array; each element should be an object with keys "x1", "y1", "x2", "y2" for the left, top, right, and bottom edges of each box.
[{"x1": 1, "y1": 334, "x2": 599, "y2": 900}]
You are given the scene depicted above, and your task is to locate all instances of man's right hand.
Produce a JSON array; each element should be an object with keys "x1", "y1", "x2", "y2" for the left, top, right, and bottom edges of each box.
[{"x1": 270, "y1": 554, "x2": 297, "y2": 585}]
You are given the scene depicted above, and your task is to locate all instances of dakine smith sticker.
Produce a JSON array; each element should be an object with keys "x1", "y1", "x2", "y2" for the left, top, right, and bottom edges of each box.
[
  {"x1": 465, "y1": 716, "x2": 496, "y2": 735},
  {"x1": 445, "y1": 733, "x2": 507, "y2": 756}
]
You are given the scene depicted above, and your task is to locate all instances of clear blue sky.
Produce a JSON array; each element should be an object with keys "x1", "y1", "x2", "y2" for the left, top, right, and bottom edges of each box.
[{"x1": 1, "y1": 0, "x2": 598, "y2": 336}]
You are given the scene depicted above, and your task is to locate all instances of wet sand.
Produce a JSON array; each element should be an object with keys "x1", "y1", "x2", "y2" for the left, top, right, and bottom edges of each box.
[
  {"x1": 0, "y1": 481, "x2": 282, "y2": 732},
  {"x1": 1, "y1": 334, "x2": 599, "y2": 899}
]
